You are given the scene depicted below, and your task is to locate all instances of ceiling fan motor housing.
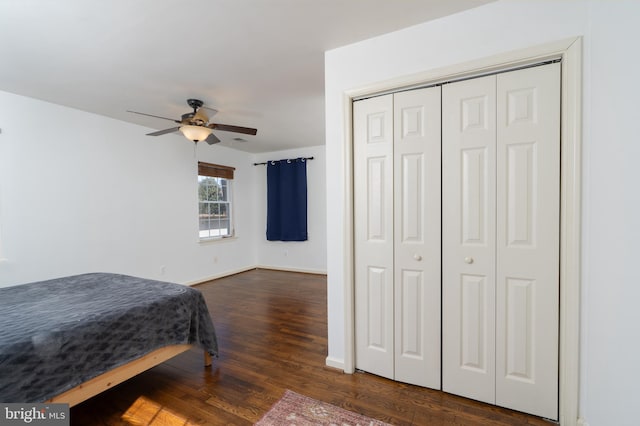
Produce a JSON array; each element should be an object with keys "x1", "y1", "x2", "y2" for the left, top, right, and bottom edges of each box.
[
  {"x1": 181, "y1": 112, "x2": 196, "y2": 122},
  {"x1": 187, "y1": 98, "x2": 204, "y2": 110}
]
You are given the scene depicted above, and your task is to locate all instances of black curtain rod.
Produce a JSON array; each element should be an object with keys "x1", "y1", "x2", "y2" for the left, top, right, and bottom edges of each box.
[{"x1": 253, "y1": 156, "x2": 314, "y2": 166}]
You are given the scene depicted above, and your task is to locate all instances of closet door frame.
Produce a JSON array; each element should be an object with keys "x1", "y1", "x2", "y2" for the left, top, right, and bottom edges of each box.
[{"x1": 341, "y1": 37, "x2": 582, "y2": 426}]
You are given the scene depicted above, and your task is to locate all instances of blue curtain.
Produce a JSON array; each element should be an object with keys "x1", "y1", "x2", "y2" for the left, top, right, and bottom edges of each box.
[{"x1": 266, "y1": 158, "x2": 308, "y2": 241}]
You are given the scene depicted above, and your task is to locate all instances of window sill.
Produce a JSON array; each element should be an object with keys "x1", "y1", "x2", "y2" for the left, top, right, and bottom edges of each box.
[{"x1": 198, "y1": 235, "x2": 237, "y2": 245}]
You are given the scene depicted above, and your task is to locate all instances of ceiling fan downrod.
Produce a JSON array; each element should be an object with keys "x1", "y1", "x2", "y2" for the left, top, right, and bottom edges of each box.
[{"x1": 186, "y1": 98, "x2": 204, "y2": 113}]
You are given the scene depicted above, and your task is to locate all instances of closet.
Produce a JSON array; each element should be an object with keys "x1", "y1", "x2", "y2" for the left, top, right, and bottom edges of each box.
[{"x1": 353, "y1": 62, "x2": 560, "y2": 420}]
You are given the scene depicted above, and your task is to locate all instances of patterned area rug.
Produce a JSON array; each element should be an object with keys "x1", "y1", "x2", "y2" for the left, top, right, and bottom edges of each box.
[{"x1": 255, "y1": 390, "x2": 391, "y2": 426}]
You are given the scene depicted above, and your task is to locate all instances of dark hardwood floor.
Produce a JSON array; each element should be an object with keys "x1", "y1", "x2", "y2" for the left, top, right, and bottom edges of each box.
[{"x1": 70, "y1": 269, "x2": 551, "y2": 425}]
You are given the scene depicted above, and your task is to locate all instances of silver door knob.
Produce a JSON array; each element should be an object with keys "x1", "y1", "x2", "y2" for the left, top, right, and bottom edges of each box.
[
  {"x1": 414, "y1": 254, "x2": 423, "y2": 261},
  {"x1": 464, "y1": 257, "x2": 474, "y2": 264}
]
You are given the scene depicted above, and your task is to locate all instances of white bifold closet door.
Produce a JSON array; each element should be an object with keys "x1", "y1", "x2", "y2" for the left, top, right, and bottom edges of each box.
[
  {"x1": 442, "y1": 63, "x2": 560, "y2": 419},
  {"x1": 442, "y1": 74, "x2": 498, "y2": 404},
  {"x1": 354, "y1": 87, "x2": 441, "y2": 389}
]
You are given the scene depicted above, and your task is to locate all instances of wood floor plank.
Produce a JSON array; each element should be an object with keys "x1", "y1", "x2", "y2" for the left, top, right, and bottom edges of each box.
[{"x1": 70, "y1": 269, "x2": 552, "y2": 425}]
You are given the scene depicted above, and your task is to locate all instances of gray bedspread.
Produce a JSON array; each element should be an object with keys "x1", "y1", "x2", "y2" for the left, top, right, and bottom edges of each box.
[{"x1": 0, "y1": 273, "x2": 218, "y2": 403}]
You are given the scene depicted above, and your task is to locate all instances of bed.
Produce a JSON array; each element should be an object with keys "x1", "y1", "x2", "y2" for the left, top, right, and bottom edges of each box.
[{"x1": 0, "y1": 273, "x2": 218, "y2": 405}]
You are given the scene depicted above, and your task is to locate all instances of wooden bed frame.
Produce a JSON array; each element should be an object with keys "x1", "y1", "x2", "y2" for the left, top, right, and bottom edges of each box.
[{"x1": 46, "y1": 344, "x2": 212, "y2": 407}]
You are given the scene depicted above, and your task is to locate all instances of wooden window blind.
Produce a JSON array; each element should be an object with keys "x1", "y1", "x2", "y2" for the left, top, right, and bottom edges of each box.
[{"x1": 198, "y1": 162, "x2": 235, "y2": 179}]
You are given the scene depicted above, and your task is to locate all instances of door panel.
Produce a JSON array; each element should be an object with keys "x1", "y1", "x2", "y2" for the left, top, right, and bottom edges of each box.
[
  {"x1": 366, "y1": 266, "x2": 390, "y2": 350},
  {"x1": 354, "y1": 94, "x2": 394, "y2": 379},
  {"x1": 495, "y1": 63, "x2": 560, "y2": 420},
  {"x1": 504, "y1": 277, "x2": 535, "y2": 381},
  {"x1": 442, "y1": 75, "x2": 496, "y2": 404},
  {"x1": 398, "y1": 269, "x2": 423, "y2": 356},
  {"x1": 399, "y1": 153, "x2": 423, "y2": 242},
  {"x1": 460, "y1": 274, "x2": 489, "y2": 372},
  {"x1": 393, "y1": 87, "x2": 441, "y2": 389},
  {"x1": 461, "y1": 147, "x2": 490, "y2": 245},
  {"x1": 505, "y1": 142, "x2": 536, "y2": 247},
  {"x1": 366, "y1": 157, "x2": 388, "y2": 240}
]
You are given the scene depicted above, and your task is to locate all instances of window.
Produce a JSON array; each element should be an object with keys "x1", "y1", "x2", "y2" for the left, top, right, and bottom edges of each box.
[{"x1": 198, "y1": 162, "x2": 235, "y2": 240}]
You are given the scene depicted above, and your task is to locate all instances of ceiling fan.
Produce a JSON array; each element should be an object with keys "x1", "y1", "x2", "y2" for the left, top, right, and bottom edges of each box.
[{"x1": 127, "y1": 98, "x2": 257, "y2": 145}]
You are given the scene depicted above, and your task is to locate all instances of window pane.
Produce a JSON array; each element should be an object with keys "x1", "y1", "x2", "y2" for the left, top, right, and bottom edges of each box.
[
  {"x1": 211, "y1": 178, "x2": 221, "y2": 201},
  {"x1": 219, "y1": 180, "x2": 228, "y2": 201},
  {"x1": 200, "y1": 177, "x2": 226, "y2": 202},
  {"x1": 218, "y1": 203, "x2": 228, "y2": 218},
  {"x1": 214, "y1": 216, "x2": 222, "y2": 236},
  {"x1": 199, "y1": 201, "x2": 210, "y2": 238},
  {"x1": 199, "y1": 202, "x2": 208, "y2": 216},
  {"x1": 218, "y1": 203, "x2": 229, "y2": 235}
]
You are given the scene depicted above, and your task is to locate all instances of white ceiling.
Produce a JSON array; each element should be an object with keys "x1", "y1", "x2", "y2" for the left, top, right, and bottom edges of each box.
[{"x1": 0, "y1": 0, "x2": 492, "y2": 153}]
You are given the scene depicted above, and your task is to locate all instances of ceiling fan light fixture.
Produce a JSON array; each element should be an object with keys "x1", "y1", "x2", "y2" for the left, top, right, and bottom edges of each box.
[{"x1": 179, "y1": 125, "x2": 212, "y2": 142}]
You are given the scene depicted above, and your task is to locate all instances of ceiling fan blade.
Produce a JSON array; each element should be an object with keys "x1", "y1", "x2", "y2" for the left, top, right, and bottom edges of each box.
[
  {"x1": 147, "y1": 127, "x2": 181, "y2": 136},
  {"x1": 205, "y1": 133, "x2": 221, "y2": 145},
  {"x1": 208, "y1": 123, "x2": 257, "y2": 135},
  {"x1": 193, "y1": 107, "x2": 209, "y2": 124},
  {"x1": 127, "y1": 110, "x2": 180, "y2": 123},
  {"x1": 201, "y1": 106, "x2": 218, "y2": 117}
]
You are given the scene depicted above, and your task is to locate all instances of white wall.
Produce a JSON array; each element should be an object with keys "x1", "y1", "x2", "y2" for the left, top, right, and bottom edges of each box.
[
  {"x1": 0, "y1": 91, "x2": 256, "y2": 286},
  {"x1": 580, "y1": 2, "x2": 640, "y2": 425},
  {"x1": 253, "y1": 145, "x2": 327, "y2": 273},
  {"x1": 0, "y1": 91, "x2": 328, "y2": 287},
  {"x1": 325, "y1": 1, "x2": 640, "y2": 425}
]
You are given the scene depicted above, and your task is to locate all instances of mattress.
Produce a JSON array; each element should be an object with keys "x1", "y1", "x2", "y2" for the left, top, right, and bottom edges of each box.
[{"x1": 0, "y1": 273, "x2": 218, "y2": 402}]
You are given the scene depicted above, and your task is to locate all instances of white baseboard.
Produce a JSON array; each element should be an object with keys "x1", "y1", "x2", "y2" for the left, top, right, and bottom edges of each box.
[
  {"x1": 184, "y1": 265, "x2": 257, "y2": 286},
  {"x1": 577, "y1": 418, "x2": 589, "y2": 426},
  {"x1": 325, "y1": 356, "x2": 345, "y2": 371},
  {"x1": 184, "y1": 264, "x2": 327, "y2": 287},
  {"x1": 255, "y1": 265, "x2": 327, "y2": 275}
]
